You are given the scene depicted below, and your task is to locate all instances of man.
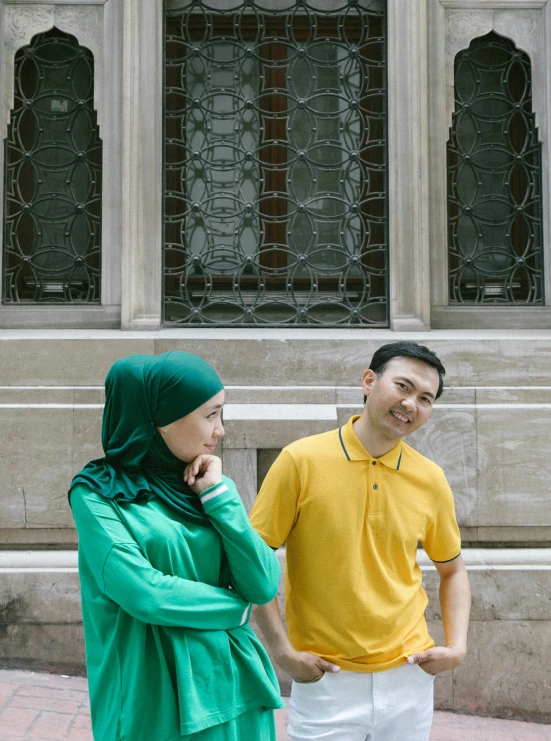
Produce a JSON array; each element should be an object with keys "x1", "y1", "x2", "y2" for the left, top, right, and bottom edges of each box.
[{"x1": 250, "y1": 341, "x2": 471, "y2": 741}]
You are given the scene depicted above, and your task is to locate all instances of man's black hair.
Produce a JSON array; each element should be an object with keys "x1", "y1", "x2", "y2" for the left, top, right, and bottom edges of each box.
[{"x1": 365, "y1": 341, "x2": 446, "y2": 400}]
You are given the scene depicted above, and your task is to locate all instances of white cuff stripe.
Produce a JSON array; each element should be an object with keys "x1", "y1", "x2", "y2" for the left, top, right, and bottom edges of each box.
[
  {"x1": 200, "y1": 483, "x2": 228, "y2": 504},
  {"x1": 239, "y1": 604, "x2": 251, "y2": 626}
]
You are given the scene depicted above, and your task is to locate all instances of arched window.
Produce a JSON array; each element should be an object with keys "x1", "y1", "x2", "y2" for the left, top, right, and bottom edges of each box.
[
  {"x1": 164, "y1": 0, "x2": 387, "y2": 326},
  {"x1": 3, "y1": 28, "x2": 102, "y2": 303},
  {"x1": 447, "y1": 32, "x2": 543, "y2": 304}
]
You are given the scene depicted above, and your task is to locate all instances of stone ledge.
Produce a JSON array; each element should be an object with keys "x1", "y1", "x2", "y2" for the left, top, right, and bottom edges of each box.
[{"x1": 2, "y1": 547, "x2": 550, "y2": 571}]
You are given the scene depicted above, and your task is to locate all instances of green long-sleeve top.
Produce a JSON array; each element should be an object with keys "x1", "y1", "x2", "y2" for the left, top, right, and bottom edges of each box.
[{"x1": 70, "y1": 476, "x2": 284, "y2": 741}]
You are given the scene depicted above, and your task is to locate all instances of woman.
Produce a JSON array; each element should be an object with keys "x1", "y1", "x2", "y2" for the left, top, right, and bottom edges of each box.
[{"x1": 69, "y1": 351, "x2": 285, "y2": 741}]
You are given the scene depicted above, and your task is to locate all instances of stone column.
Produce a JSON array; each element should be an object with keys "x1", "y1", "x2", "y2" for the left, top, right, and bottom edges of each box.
[
  {"x1": 222, "y1": 448, "x2": 258, "y2": 513},
  {"x1": 121, "y1": 0, "x2": 162, "y2": 329},
  {"x1": 387, "y1": 0, "x2": 431, "y2": 331}
]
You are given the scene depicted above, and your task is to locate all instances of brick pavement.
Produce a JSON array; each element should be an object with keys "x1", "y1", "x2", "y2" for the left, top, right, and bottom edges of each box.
[{"x1": 1, "y1": 670, "x2": 550, "y2": 741}]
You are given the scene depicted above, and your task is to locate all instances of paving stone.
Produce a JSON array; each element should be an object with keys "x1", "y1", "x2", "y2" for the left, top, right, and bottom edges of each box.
[{"x1": 0, "y1": 670, "x2": 549, "y2": 740}]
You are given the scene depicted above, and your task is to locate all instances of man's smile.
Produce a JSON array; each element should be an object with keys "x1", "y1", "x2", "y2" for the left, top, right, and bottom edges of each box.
[{"x1": 390, "y1": 410, "x2": 410, "y2": 424}]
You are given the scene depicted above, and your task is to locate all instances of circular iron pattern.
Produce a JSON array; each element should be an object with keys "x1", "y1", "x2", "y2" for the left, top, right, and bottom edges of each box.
[
  {"x1": 447, "y1": 32, "x2": 543, "y2": 304},
  {"x1": 164, "y1": 0, "x2": 387, "y2": 326},
  {"x1": 3, "y1": 28, "x2": 102, "y2": 303}
]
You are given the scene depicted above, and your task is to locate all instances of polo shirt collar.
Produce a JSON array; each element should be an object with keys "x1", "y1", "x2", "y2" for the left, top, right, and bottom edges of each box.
[{"x1": 339, "y1": 415, "x2": 403, "y2": 470}]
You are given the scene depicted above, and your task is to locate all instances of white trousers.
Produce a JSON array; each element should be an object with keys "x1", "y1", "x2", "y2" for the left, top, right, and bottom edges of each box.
[{"x1": 288, "y1": 663, "x2": 435, "y2": 741}]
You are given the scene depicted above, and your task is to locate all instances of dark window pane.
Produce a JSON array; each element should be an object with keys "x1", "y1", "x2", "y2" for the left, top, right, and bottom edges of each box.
[
  {"x1": 164, "y1": 2, "x2": 388, "y2": 326},
  {"x1": 447, "y1": 32, "x2": 543, "y2": 305},
  {"x1": 3, "y1": 28, "x2": 102, "y2": 303}
]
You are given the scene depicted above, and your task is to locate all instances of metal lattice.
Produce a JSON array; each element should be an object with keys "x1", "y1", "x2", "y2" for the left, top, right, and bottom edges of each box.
[
  {"x1": 164, "y1": 0, "x2": 387, "y2": 326},
  {"x1": 447, "y1": 32, "x2": 544, "y2": 304},
  {"x1": 3, "y1": 28, "x2": 102, "y2": 303}
]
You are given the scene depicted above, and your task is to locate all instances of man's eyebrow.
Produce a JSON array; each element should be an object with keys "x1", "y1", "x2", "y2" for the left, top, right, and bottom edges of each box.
[{"x1": 395, "y1": 376, "x2": 436, "y2": 400}]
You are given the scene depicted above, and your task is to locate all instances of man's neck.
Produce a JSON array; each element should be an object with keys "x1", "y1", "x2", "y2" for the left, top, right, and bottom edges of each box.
[{"x1": 352, "y1": 414, "x2": 401, "y2": 459}]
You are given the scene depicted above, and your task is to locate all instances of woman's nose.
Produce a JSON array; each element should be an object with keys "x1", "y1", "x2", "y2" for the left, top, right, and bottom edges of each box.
[{"x1": 214, "y1": 422, "x2": 225, "y2": 438}]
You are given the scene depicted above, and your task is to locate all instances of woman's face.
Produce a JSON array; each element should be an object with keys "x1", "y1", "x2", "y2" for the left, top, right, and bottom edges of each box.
[{"x1": 157, "y1": 390, "x2": 225, "y2": 463}]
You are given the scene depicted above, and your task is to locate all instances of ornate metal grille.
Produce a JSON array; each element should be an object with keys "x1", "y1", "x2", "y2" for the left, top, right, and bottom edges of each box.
[
  {"x1": 3, "y1": 28, "x2": 102, "y2": 303},
  {"x1": 447, "y1": 32, "x2": 543, "y2": 304},
  {"x1": 164, "y1": 0, "x2": 387, "y2": 326}
]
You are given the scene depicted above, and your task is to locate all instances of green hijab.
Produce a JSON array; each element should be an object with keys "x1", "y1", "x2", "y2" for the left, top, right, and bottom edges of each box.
[{"x1": 69, "y1": 352, "x2": 224, "y2": 526}]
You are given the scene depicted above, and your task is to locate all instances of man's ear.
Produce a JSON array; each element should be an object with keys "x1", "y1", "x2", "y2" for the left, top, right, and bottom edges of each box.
[{"x1": 361, "y1": 369, "x2": 377, "y2": 399}]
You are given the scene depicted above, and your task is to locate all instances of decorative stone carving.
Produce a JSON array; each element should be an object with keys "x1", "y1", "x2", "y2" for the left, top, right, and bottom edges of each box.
[
  {"x1": 494, "y1": 11, "x2": 540, "y2": 55},
  {"x1": 407, "y1": 410, "x2": 477, "y2": 526},
  {"x1": 4, "y1": 6, "x2": 54, "y2": 51},
  {"x1": 55, "y1": 6, "x2": 102, "y2": 51},
  {"x1": 446, "y1": 11, "x2": 493, "y2": 58},
  {"x1": 2, "y1": 4, "x2": 104, "y2": 139}
]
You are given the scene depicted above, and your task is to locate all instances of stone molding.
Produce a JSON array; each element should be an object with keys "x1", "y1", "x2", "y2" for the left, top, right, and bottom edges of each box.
[
  {"x1": 428, "y1": 0, "x2": 551, "y2": 320},
  {"x1": 2, "y1": 548, "x2": 550, "y2": 571}
]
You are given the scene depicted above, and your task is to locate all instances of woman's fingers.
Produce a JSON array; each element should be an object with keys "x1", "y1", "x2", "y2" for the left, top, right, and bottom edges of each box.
[{"x1": 183, "y1": 455, "x2": 219, "y2": 487}]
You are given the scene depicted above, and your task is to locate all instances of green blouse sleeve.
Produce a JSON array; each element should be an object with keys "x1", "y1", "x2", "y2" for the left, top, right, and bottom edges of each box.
[
  {"x1": 71, "y1": 485, "x2": 252, "y2": 630},
  {"x1": 198, "y1": 477, "x2": 280, "y2": 605}
]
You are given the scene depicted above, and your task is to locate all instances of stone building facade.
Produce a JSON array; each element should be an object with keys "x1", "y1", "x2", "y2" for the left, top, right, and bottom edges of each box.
[{"x1": 0, "y1": 0, "x2": 550, "y2": 722}]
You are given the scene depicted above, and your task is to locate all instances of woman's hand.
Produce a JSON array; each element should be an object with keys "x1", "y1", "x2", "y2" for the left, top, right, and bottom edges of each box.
[{"x1": 183, "y1": 455, "x2": 223, "y2": 495}]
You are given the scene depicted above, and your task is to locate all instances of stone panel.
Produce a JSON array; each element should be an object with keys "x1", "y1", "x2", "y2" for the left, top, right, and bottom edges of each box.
[
  {"x1": 0, "y1": 573, "x2": 81, "y2": 623},
  {"x1": 0, "y1": 336, "x2": 154, "y2": 386},
  {"x1": 223, "y1": 417, "x2": 336, "y2": 450},
  {"x1": 227, "y1": 386, "x2": 338, "y2": 404},
  {"x1": 257, "y1": 449, "x2": 281, "y2": 489},
  {"x1": 155, "y1": 333, "x2": 551, "y2": 387},
  {"x1": 477, "y1": 526, "x2": 551, "y2": 544},
  {"x1": 450, "y1": 621, "x2": 551, "y2": 722},
  {"x1": 0, "y1": 528, "x2": 78, "y2": 547},
  {"x1": 0, "y1": 408, "x2": 74, "y2": 528},
  {"x1": 155, "y1": 335, "x2": 392, "y2": 387},
  {"x1": 477, "y1": 408, "x2": 551, "y2": 526},
  {"x1": 422, "y1": 566, "x2": 551, "y2": 622},
  {"x1": 407, "y1": 408, "x2": 477, "y2": 527},
  {"x1": 222, "y1": 448, "x2": 257, "y2": 513},
  {"x1": 0, "y1": 624, "x2": 85, "y2": 675},
  {"x1": 72, "y1": 407, "x2": 104, "y2": 477},
  {"x1": 1, "y1": 332, "x2": 550, "y2": 388}
]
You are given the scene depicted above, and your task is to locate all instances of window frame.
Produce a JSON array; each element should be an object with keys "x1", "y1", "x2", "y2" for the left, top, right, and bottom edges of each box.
[
  {"x1": 163, "y1": 7, "x2": 388, "y2": 327},
  {"x1": 428, "y1": 0, "x2": 551, "y2": 329},
  {"x1": 0, "y1": 0, "x2": 123, "y2": 329}
]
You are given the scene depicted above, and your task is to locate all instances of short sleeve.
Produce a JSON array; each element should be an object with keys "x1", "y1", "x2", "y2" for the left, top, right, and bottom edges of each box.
[
  {"x1": 422, "y1": 469, "x2": 462, "y2": 563},
  {"x1": 249, "y1": 448, "x2": 301, "y2": 549}
]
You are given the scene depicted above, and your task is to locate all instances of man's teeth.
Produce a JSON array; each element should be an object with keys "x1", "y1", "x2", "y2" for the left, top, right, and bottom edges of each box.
[{"x1": 391, "y1": 411, "x2": 409, "y2": 423}]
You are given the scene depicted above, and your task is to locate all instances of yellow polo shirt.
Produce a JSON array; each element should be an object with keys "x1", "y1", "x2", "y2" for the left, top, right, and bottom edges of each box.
[{"x1": 249, "y1": 415, "x2": 461, "y2": 673}]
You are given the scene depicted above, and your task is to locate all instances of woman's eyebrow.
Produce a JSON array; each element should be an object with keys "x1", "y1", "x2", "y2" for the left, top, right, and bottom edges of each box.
[{"x1": 207, "y1": 403, "x2": 224, "y2": 409}]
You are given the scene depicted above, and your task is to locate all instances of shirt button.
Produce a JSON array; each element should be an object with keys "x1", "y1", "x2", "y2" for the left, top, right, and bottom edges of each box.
[
  {"x1": 372, "y1": 461, "x2": 376, "y2": 466},
  {"x1": 373, "y1": 484, "x2": 378, "y2": 490}
]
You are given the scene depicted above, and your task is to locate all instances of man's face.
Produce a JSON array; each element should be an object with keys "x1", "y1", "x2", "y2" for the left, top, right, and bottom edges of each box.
[{"x1": 361, "y1": 356, "x2": 439, "y2": 443}]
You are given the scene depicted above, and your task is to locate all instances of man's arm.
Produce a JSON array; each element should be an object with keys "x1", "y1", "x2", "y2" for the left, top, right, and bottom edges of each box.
[
  {"x1": 253, "y1": 598, "x2": 340, "y2": 683},
  {"x1": 407, "y1": 554, "x2": 471, "y2": 675}
]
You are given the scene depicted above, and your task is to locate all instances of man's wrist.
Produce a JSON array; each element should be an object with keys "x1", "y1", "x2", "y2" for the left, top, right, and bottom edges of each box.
[{"x1": 447, "y1": 644, "x2": 467, "y2": 661}]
